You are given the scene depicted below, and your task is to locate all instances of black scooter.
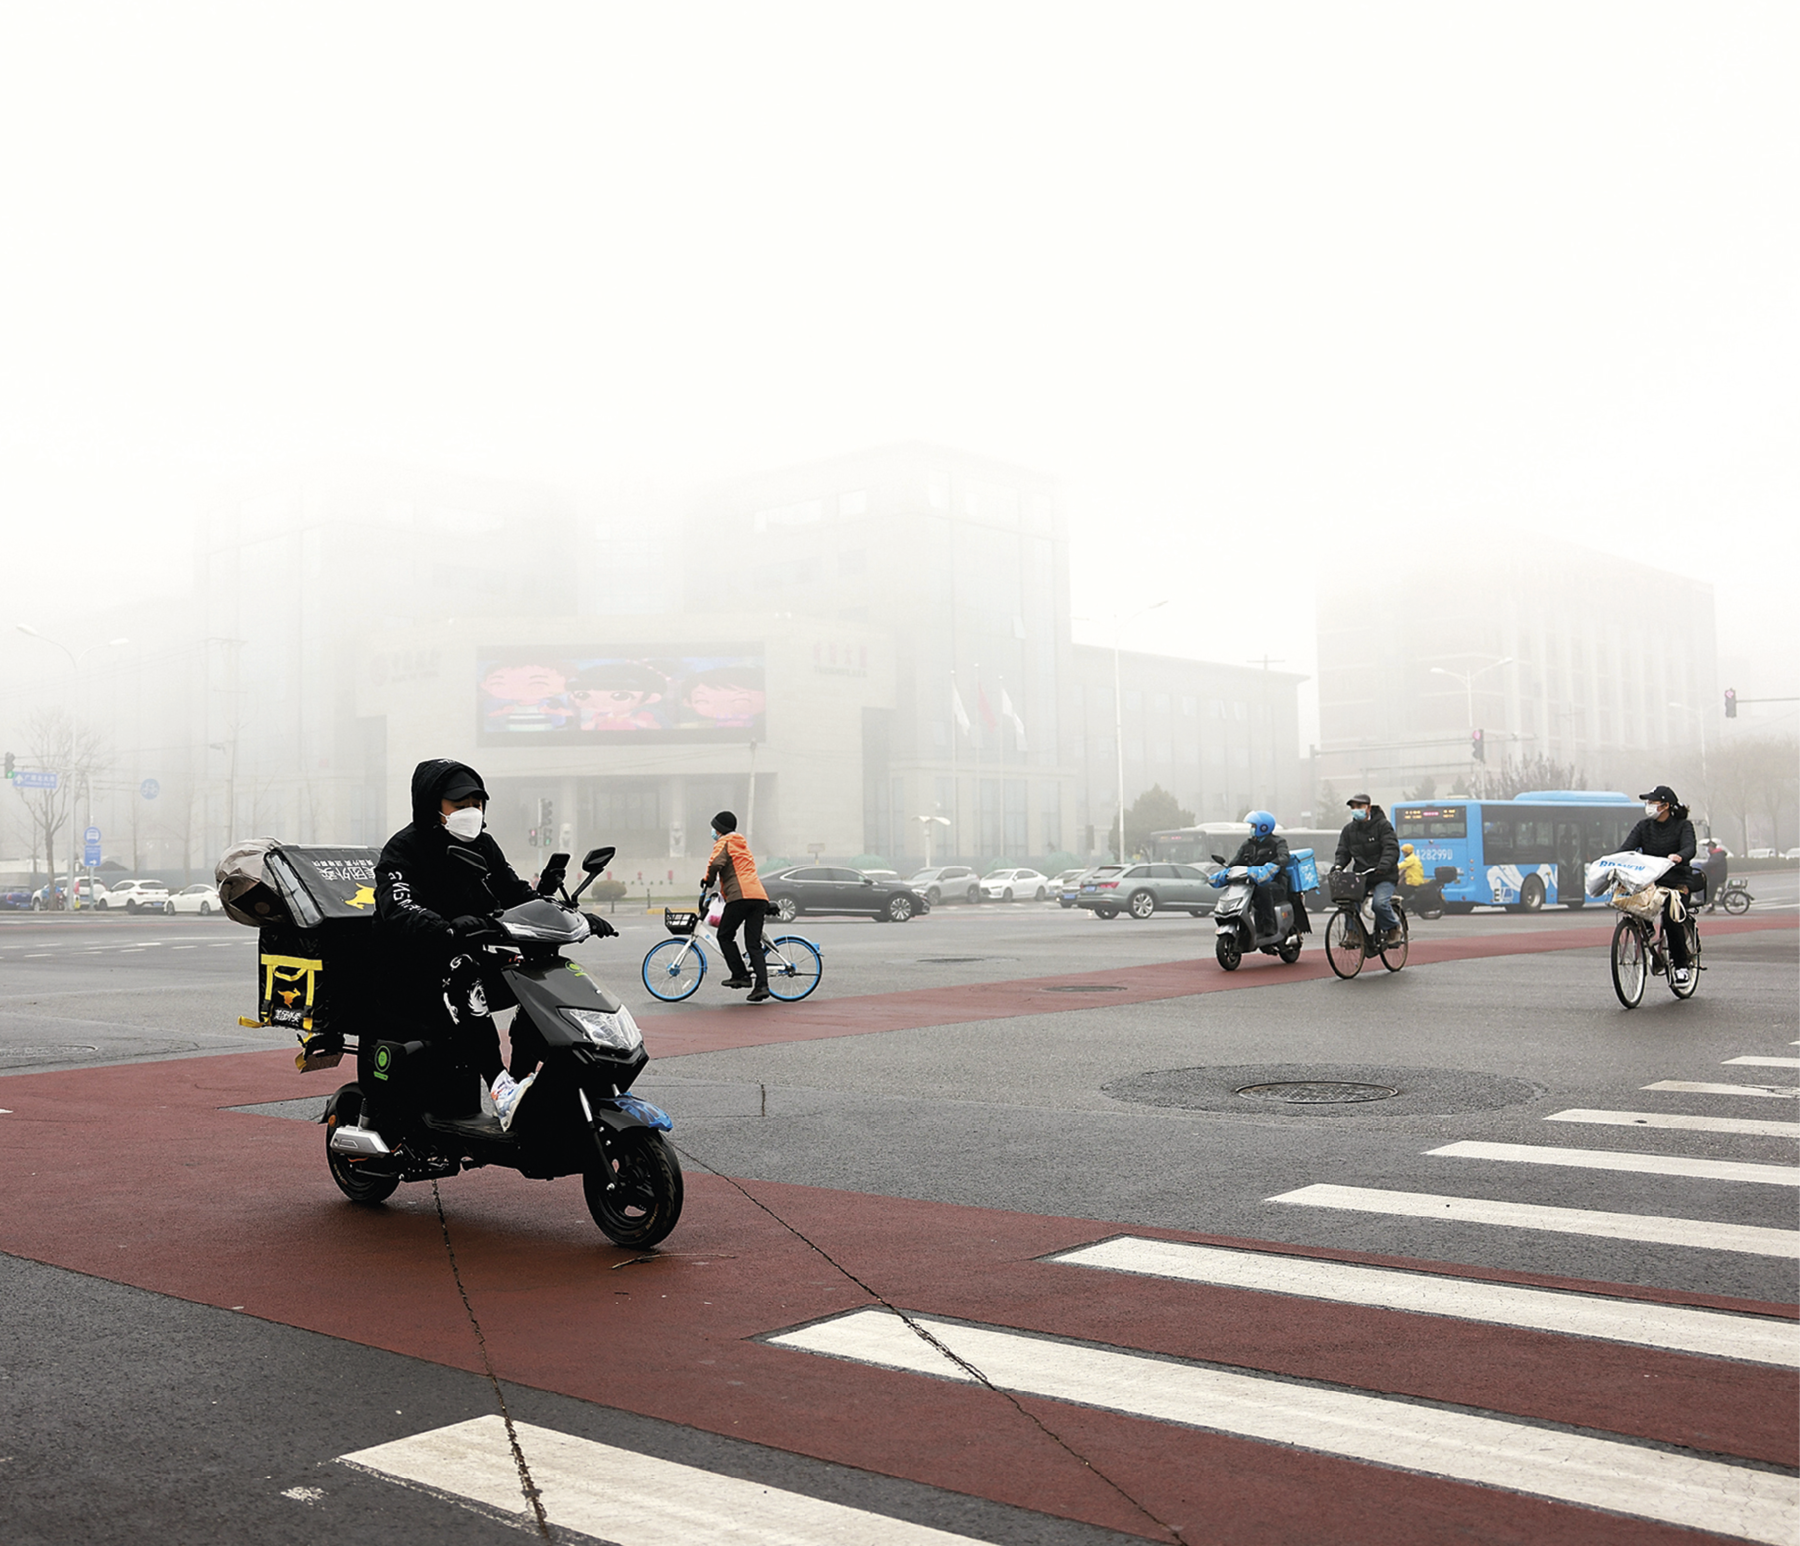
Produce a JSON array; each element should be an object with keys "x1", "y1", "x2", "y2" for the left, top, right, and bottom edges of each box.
[
  {"x1": 1398, "y1": 865, "x2": 1457, "y2": 921},
  {"x1": 322, "y1": 846, "x2": 684, "y2": 1248}
]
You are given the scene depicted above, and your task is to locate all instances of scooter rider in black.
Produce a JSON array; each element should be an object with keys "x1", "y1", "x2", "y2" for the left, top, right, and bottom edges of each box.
[
  {"x1": 1213, "y1": 809, "x2": 1292, "y2": 939},
  {"x1": 375, "y1": 758, "x2": 615, "y2": 1127}
]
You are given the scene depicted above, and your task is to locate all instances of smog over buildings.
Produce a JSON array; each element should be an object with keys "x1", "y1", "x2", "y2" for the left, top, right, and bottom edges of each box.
[{"x1": 2, "y1": 5, "x2": 1795, "y2": 888}]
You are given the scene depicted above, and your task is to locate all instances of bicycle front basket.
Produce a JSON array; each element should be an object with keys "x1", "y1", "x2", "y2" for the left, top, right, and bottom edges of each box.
[
  {"x1": 1328, "y1": 870, "x2": 1367, "y2": 904},
  {"x1": 663, "y1": 908, "x2": 699, "y2": 936}
]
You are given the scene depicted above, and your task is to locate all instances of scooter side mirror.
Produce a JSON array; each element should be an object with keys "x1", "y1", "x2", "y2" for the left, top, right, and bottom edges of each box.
[
  {"x1": 447, "y1": 847, "x2": 490, "y2": 874},
  {"x1": 1210, "y1": 854, "x2": 1226, "y2": 865},
  {"x1": 582, "y1": 847, "x2": 615, "y2": 874}
]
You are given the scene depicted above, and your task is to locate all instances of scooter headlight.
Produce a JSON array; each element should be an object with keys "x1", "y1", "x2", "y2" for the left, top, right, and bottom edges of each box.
[{"x1": 560, "y1": 1005, "x2": 644, "y2": 1053}]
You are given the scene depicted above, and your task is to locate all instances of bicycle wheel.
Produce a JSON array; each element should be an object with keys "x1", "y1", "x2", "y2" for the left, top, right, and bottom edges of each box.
[
  {"x1": 1723, "y1": 889, "x2": 1749, "y2": 915},
  {"x1": 1324, "y1": 910, "x2": 1366, "y2": 979},
  {"x1": 642, "y1": 938, "x2": 704, "y2": 1001},
  {"x1": 1379, "y1": 908, "x2": 1409, "y2": 972},
  {"x1": 762, "y1": 935, "x2": 822, "y2": 1001},
  {"x1": 1610, "y1": 917, "x2": 1647, "y2": 1009}
]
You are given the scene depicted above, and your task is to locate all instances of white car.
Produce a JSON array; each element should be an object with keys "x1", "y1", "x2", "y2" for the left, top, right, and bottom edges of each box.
[
  {"x1": 1783, "y1": 847, "x2": 1800, "y2": 861},
  {"x1": 107, "y1": 877, "x2": 172, "y2": 912},
  {"x1": 978, "y1": 867, "x2": 1050, "y2": 902},
  {"x1": 1747, "y1": 848, "x2": 1776, "y2": 860},
  {"x1": 163, "y1": 883, "x2": 222, "y2": 916}
]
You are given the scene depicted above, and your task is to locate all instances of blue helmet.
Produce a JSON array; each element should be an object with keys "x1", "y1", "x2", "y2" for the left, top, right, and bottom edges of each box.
[{"x1": 1246, "y1": 810, "x2": 1276, "y2": 839}]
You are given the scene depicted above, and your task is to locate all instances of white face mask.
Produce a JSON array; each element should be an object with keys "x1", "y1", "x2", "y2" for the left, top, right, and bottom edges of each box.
[
  {"x1": 443, "y1": 806, "x2": 484, "y2": 842},
  {"x1": 1644, "y1": 802, "x2": 1662, "y2": 818}
]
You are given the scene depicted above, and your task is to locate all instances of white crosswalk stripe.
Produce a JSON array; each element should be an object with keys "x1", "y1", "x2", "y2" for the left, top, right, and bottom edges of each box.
[
  {"x1": 1269, "y1": 1184, "x2": 1800, "y2": 1257},
  {"x1": 1545, "y1": 1108, "x2": 1800, "y2": 1138},
  {"x1": 1643, "y1": 1080, "x2": 1798, "y2": 1099},
  {"x1": 1726, "y1": 1056, "x2": 1800, "y2": 1068},
  {"x1": 1427, "y1": 1139, "x2": 1800, "y2": 1186},
  {"x1": 344, "y1": 1417, "x2": 984, "y2": 1544},
  {"x1": 1049, "y1": 1237, "x2": 1800, "y2": 1365},
  {"x1": 770, "y1": 1308, "x2": 1798, "y2": 1546}
]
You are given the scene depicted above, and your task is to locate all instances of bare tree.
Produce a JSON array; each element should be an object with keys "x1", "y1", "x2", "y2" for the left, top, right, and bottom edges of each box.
[
  {"x1": 20, "y1": 710, "x2": 107, "y2": 906},
  {"x1": 1711, "y1": 735, "x2": 1800, "y2": 853},
  {"x1": 1471, "y1": 755, "x2": 1586, "y2": 801}
]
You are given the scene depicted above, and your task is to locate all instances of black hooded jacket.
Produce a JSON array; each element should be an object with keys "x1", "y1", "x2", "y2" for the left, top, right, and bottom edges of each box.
[
  {"x1": 1334, "y1": 804, "x2": 1401, "y2": 883},
  {"x1": 376, "y1": 759, "x2": 534, "y2": 954}
]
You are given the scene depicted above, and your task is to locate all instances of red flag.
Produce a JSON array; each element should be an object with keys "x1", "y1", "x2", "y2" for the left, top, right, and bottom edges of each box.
[{"x1": 977, "y1": 686, "x2": 998, "y2": 730}]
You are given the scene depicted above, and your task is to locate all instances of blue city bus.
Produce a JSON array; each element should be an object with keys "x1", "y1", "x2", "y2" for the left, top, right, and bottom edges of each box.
[{"x1": 1392, "y1": 790, "x2": 1641, "y2": 912}]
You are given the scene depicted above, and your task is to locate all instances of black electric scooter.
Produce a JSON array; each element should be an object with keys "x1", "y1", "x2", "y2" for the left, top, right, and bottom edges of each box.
[
  {"x1": 1399, "y1": 865, "x2": 1457, "y2": 921},
  {"x1": 321, "y1": 845, "x2": 684, "y2": 1248}
]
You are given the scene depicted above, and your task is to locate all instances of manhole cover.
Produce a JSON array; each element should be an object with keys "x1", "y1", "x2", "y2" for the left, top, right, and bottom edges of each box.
[
  {"x1": 1042, "y1": 984, "x2": 1126, "y2": 993},
  {"x1": 1236, "y1": 1080, "x2": 1398, "y2": 1104}
]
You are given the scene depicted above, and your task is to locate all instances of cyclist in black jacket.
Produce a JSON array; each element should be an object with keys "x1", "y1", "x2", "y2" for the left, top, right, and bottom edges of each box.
[
  {"x1": 1621, "y1": 784, "x2": 1698, "y2": 986},
  {"x1": 1334, "y1": 793, "x2": 1402, "y2": 945}
]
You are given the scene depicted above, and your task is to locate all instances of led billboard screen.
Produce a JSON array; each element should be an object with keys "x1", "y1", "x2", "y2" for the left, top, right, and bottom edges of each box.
[{"x1": 476, "y1": 646, "x2": 765, "y2": 745}]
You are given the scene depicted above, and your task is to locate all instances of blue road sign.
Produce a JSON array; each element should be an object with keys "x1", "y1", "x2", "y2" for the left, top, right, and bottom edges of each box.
[
  {"x1": 13, "y1": 770, "x2": 58, "y2": 791},
  {"x1": 140, "y1": 778, "x2": 160, "y2": 800},
  {"x1": 84, "y1": 827, "x2": 102, "y2": 865}
]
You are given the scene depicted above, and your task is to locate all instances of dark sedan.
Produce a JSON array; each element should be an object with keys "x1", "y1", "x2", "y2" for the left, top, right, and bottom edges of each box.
[{"x1": 762, "y1": 866, "x2": 930, "y2": 923}]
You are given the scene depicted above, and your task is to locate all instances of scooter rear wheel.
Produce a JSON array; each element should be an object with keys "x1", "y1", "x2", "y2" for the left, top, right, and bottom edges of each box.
[
  {"x1": 325, "y1": 1086, "x2": 399, "y2": 1204},
  {"x1": 1215, "y1": 932, "x2": 1242, "y2": 971},
  {"x1": 1277, "y1": 935, "x2": 1303, "y2": 964},
  {"x1": 585, "y1": 1130, "x2": 684, "y2": 1248}
]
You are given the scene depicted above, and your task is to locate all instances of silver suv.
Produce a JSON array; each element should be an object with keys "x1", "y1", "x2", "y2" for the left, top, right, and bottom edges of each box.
[
  {"x1": 906, "y1": 865, "x2": 981, "y2": 905},
  {"x1": 1073, "y1": 862, "x2": 1217, "y2": 920}
]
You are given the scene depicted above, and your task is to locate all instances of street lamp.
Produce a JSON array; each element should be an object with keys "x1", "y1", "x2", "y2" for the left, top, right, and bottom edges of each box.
[
  {"x1": 1076, "y1": 600, "x2": 1169, "y2": 862},
  {"x1": 16, "y1": 623, "x2": 130, "y2": 668},
  {"x1": 912, "y1": 813, "x2": 950, "y2": 867},
  {"x1": 1430, "y1": 657, "x2": 1514, "y2": 733}
]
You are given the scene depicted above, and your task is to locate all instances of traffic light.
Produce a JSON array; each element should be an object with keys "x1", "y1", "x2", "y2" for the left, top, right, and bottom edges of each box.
[
  {"x1": 3, "y1": 752, "x2": 13, "y2": 780},
  {"x1": 1471, "y1": 728, "x2": 1486, "y2": 763},
  {"x1": 542, "y1": 799, "x2": 554, "y2": 834},
  {"x1": 528, "y1": 827, "x2": 539, "y2": 847},
  {"x1": 1724, "y1": 688, "x2": 1737, "y2": 719}
]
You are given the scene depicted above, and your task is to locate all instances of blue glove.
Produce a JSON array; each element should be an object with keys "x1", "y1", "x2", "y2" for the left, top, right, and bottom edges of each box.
[
  {"x1": 1251, "y1": 864, "x2": 1275, "y2": 883},
  {"x1": 1207, "y1": 871, "x2": 1228, "y2": 888}
]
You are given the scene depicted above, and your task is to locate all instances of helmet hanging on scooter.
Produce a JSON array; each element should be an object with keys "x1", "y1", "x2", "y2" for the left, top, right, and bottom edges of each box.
[{"x1": 1245, "y1": 810, "x2": 1276, "y2": 839}]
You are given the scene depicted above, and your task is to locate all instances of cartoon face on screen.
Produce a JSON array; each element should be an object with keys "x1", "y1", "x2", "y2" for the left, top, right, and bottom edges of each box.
[
  {"x1": 682, "y1": 668, "x2": 765, "y2": 729},
  {"x1": 481, "y1": 663, "x2": 571, "y2": 731},
  {"x1": 568, "y1": 663, "x2": 666, "y2": 731}
]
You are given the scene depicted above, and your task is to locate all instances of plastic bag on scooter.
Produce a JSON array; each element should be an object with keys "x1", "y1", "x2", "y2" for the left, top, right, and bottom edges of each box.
[{"x1": 1585, "y1": 851, "x2": 1673, "y2": 898}]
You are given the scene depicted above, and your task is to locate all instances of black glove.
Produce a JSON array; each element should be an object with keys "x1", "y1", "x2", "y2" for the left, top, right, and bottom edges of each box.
[
  {"x1": 451, "y1": 914, "x2": 500, "y2": 944},
  {"x1": 583, "y1": 912, "x2": 617, "y2": 939}
]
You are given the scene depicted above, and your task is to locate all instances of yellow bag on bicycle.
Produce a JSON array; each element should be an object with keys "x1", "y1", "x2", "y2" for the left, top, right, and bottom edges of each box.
[{"x1": 1610, "y1": 884, "x2": 1673, "y2": 922}]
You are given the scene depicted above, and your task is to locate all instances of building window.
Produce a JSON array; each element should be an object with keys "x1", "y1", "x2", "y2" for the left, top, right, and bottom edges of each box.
[
  {"x1": 1040, "y1": 783, "x2": 1061, "y2": 854},
  {"x1": 1126, "y1": 691, "x2": 1142, "y2": 712}
]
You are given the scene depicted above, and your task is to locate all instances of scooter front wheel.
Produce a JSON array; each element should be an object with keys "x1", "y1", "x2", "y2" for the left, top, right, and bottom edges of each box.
[
  {"x1": 1214, "y1": 932, "x2": 1242, "y2": 971},
  {"x1": 642, "y1": 938, "x2": 704, "y2": 1001},
  {"x1": 325, "y1": 1085, "x2": 399, "y2": 1204},
  {"x1": 585, "y1": 1130, "x2": 684, "y2": 1248}
]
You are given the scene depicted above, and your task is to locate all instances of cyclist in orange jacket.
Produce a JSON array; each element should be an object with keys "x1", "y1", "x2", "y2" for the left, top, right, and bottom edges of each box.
[{"x1": 702, "y1": 811, "x2": 771, "y2": 1001}]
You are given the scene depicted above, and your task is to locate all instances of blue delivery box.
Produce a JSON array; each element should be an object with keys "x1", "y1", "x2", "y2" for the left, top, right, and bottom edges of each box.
[{"x1": 1286, "y1": 848, "x2": 1319, "y2": 893}]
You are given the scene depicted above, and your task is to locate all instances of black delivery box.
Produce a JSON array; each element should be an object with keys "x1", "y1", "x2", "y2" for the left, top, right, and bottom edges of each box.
[{"x1": 218, "y1": 842, "x2": 385, "y2": 1066}]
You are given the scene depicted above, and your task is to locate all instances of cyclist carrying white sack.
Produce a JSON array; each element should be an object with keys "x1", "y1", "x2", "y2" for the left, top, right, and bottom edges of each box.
[{"x1": 1621, "y1": 784, "x2": 1698, "y2": 987}]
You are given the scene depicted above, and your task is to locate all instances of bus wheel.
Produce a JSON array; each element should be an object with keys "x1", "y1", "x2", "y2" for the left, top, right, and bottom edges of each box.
[{"x1": 1519, "y1": 877, "x2": 1545, "y2": 912}]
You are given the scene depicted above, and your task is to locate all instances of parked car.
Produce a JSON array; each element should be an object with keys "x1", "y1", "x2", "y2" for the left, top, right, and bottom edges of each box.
[
  {"x1": 31, "y1": 876, "x2": 112, "y2": 910},
  {"x1": 1074, "y1": 862, "x2": 1217, "y2": 920},
  {"x1": 762, "y1": 866, "x2": 930, "y2": 923},
  {"x1": 1052, "y1": 868, "x2": 1091, "y2": 908},
  {"x1": 1748, "y1": 848, "x2": 1776, "y2": 860},
  {"x1": 978, "y1": 867, "x2": 1050, "y2": 902},
  {"x1": 163, "y1": 883, "x2": 222, "y2": 916},
  {"x1": 1783, "y1": 847, "x2": 1800, "y2": 861},
  {"x1": 906, "y1": 865, "x2": 981, "y2": 906},
  {"x1": 1, "y1": 887, "x2": 35, "y2": 911},
  {"x1": 105, "y1": 878, "x2": 172, "y2": 913}
]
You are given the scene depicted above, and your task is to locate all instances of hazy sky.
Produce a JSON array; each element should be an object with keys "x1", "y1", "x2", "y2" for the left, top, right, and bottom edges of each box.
[{"x1": 2, "y1": 4, "x2": 1793, "y2": 705}]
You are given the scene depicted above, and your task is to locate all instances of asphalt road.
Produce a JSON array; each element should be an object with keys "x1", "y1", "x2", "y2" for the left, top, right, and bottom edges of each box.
[{"x1": 2, "y1": 875, "x2": 1796, "y2": 1545}]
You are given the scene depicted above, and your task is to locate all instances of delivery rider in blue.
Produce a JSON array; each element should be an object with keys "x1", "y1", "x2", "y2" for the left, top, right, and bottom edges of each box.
[{"x1": 1212, "y1": 809, "x2": 1291, "y2": 939}]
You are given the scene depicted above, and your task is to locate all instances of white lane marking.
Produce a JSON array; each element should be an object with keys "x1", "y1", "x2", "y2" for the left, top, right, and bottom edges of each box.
[
  {"x1": 1047, "y1": 1237, "x2": 1800, "y2": 1367},
  {"x1": 1428, "y1": 1140, "x2": 1800, "y2": 1187},
  {"x1": 1547, "y1": 1108, "x2": 1800, "y2": 1139},
  {"x1": 1644, "y1": 1081, "x2": 1799, "y2": 1100},
  {"x1": 1727, "y1": 1057, "x2": 1800, "y2": 1069},
  {"x1": 770, "y1": 1308, "x2": 1798, "y2": 1546},
  {"x1": 343, "y1": 1416, "x2": 983, "y2": 1544},
  {"x1": 23, "y1": 953, "x2": 50, "y2": 958},
  {"x1": 1268, "y1": 1184, "x2": 1800, "y2": 1258}
]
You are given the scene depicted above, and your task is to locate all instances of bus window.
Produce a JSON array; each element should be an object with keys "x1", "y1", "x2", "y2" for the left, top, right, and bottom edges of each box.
[{"x1": 1396, "y1": 805, "x2": 1466, "y2": 840}]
